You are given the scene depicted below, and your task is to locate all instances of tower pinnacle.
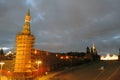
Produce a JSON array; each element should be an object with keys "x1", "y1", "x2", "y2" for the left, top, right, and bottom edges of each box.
[
  {"x1": 92, "y1": 44, "x2": 95, "y2": 50},
  {"x1": 22, "y1": 9, "x2": 31, "y2": 35},
  {"x1": 92, "y1": 44, "x2": 97, "y2": 55},
  {"x1": 25, "y1": 9, "x2": 31, "y2": 22}
]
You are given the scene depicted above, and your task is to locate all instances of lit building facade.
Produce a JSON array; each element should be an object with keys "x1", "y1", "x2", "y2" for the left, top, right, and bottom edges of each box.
[
  {"x1": 14, "y1": 9, "x2": 35, "y2": 73},
  {"x1": 91, "y1": 44, "x2": 97, "y2": 55}
]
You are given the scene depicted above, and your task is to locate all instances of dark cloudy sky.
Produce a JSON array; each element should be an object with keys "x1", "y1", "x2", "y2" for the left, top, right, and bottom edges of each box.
[{"x1": 0, "y1": 0, "x2": 120, "y2": 54}]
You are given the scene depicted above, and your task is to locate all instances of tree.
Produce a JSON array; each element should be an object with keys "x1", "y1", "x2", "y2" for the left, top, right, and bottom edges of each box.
[{"x1": 0, "y1": 48, "x2": 4, "y2": 55}]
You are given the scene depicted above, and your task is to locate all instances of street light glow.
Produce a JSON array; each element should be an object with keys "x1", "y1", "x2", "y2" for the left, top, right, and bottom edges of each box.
[
  {"x1": 36, "y1": 60, "x2": 42, "y2": 78},
  {"x1": 36, "y1": 61, "x2": 42, "y2": 64},
  {"x1": 0, "y1": 62, "x2": 4, "y2": 65},
  {"x1": 0, "y1": 62, "x2": 4, "y2": 80}
]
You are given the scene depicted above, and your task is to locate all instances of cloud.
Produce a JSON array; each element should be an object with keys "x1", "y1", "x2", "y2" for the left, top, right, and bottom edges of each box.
[{"x1": 0, "y1": 0, "x2": 120, "y2": 54}]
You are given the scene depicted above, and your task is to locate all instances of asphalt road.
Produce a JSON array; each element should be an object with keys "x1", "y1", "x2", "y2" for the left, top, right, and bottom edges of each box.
[{"x1": 49, "y1": 61, "x2": 120, "y2": 80}]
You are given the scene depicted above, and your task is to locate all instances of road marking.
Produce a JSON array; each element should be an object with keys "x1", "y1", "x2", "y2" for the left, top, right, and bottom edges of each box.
[
  {"x1": 106, "y1": 65, "x2": 120, "y2": 80},
  {"x1": 94, "y1": 70, "x2": 104, "y2": 80}
]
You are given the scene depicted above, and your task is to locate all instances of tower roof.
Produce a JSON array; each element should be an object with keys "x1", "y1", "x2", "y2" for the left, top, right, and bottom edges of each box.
[
  {"x1": 92, "y1": 44, "x2": 96, "y2": 49},
  {"x1": 26, "y1": 9, "x2": 30, "y2": 16},
  {"x1": 25, "y1": 9, "x2": 31, "y2": 22},
  {"x1": 22, "y1": 9, "x2": 31, "y2": 35}
]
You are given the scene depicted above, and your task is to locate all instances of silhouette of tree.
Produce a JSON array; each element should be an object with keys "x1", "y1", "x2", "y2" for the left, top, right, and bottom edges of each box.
[{"x1": 0, "y1": 48, "x2": 4, "y2": 55}]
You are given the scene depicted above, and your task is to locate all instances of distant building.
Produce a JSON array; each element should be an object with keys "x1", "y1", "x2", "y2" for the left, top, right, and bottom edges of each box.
[
  {"x1": 100, "y1": 54, "x2": 118, "y2": 60},
  {"x1": 119, "y1": 48, "x2": 120, "y2": 55},
  {"x1": 86, "y1": 46, "x2": 90, "y2": 54},
  {"x1": 85, "y1": 44, "x2": 99, "y2": 61},
  {"x1": 14, "y1": 9, "x2": 35, "y2": 74},
  {"x1": 91, "y1": 44, "x2": 97, "y2": 55}
]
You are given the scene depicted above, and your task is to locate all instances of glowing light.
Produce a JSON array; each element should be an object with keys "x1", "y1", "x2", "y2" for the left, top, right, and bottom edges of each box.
[
  {"x1": 45, "y1": 72, "x2": 48, "y2": 75},
  {"x1": 100, "y1": 54, "x2": 119, "y2": 60},
  {"x1": 60, "y1": 56, "x2": 64, "y2": 59},
  {"x1": 36, "y1": 61, "x2": 42, "y2": 64},
  {"x1": 0, "y1": 62, "x2": 4, "y2": 65},
  {"x1": 56, "y1": 54, "x2": 58, "y2": 57},
  {"x1": 66, "y1": 56, "x2": 69, "y2": 59},
  {"x1": 92, "y1": 44, "x2": 95, "y2": 50},
  {"x1": 34, "y1": 50, "x2": 37, "y2": 54},
  {"x1": 0, "y1": 62, "x2": 4, "y2": 80}
]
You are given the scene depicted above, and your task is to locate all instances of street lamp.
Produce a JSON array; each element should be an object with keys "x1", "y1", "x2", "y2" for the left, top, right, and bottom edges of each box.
[
  {"x1": 36, "y1": 61, "x2": 42, "y2": 78},
  {"x1": 0, "y1": 62, "x2": 4, "y2": 80}
]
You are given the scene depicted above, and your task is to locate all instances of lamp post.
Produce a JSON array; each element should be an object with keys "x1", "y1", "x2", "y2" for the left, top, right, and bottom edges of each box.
[
  {"x1": 36, "y1": 61, "x2": 42, "y2": 79},
  {"x1": 0, "y1": 62, "x2": 4, "y2": 80}
]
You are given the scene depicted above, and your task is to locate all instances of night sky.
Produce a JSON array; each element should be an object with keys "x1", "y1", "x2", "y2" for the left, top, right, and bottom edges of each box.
[{"x1": 0, "y1": 0, "x2": 120, "y2": 54}]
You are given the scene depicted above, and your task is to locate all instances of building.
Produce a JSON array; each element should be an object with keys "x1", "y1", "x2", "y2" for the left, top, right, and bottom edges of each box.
[
  {"x1": 14, "y1": 9, "x2": 35, "y2": 75},
  {"x1": 85, "y1": 44, "x2": 99, "y2": 61},
  {"x1": 91, "y1": 44, "x2": 97, "y2": 55}
]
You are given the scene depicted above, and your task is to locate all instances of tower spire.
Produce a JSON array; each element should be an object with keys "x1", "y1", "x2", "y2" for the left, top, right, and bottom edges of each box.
[
  {"x1": 25, "y1": 9, "x2": 30, "y2": 22},
  {"x1": 22, "y1": 9, "x2": 31, "y2": 35},
  {"x1": 92, "y1": 44, "x2": 97, "y2": 55}
]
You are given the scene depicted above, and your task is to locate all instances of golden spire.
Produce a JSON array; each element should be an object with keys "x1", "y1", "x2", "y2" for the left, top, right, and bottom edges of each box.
[
  {"x1": 92, "y1": 44, "x2": 95, "y2": 50},
  {"x1": 25, "y1": 9, "x2": 30, "y2": 22},
  {"x1": 22, "y1": 9, "x2": 31, "y2": 35}
]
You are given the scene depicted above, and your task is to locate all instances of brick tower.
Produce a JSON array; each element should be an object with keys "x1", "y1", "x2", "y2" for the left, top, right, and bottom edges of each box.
[{"x1": 14, "y1": 9, "x2": 35, "y2": 74}]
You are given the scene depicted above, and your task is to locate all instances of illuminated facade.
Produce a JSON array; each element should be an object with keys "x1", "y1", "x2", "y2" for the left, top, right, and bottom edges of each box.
[
  {"x1": 14, "y1": 9, "x2": 35, "y2": 72},
  {"x1": 91, "y1": 44, "x2": 97, "y2": 55},
  {"x1": 100, "y1": 54, "x2": 118, "y2": 60}
]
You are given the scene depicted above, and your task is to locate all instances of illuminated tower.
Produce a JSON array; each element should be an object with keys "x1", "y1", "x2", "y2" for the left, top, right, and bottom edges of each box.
[
  {"x1": 14, "y1": 9, "x2": 35, "y2": 73},
  {"x1": 91, "y1": 44, "x2": 97, "y2": 55}
]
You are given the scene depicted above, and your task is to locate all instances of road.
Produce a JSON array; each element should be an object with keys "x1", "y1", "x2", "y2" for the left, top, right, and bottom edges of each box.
[{"x1": 39, "y1": 61, "x2": 120, "y2": 80}]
